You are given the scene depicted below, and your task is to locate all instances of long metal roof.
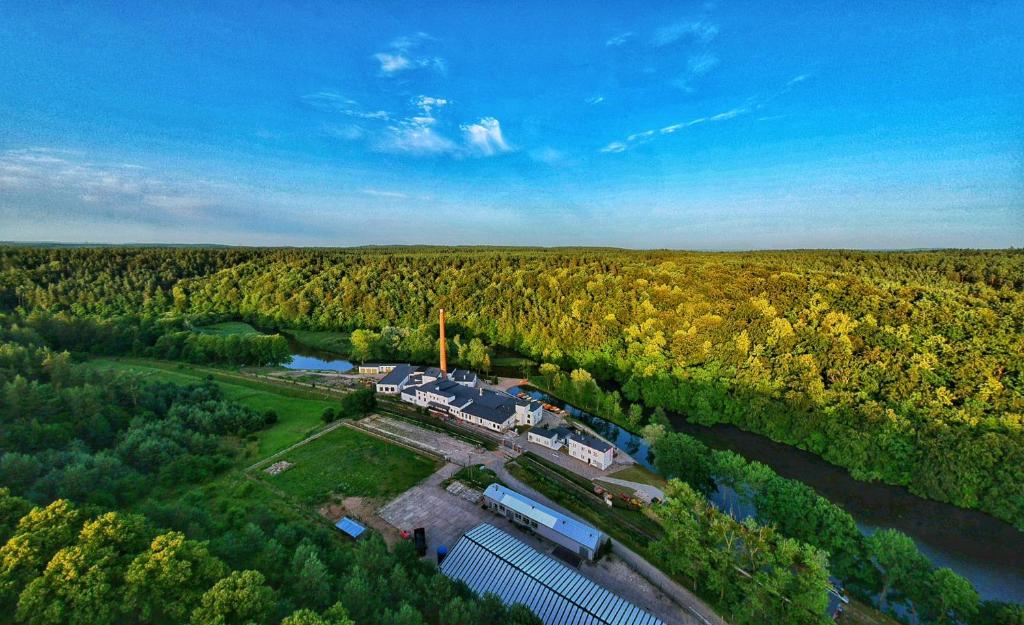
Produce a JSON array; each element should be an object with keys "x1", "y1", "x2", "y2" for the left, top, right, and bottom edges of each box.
[
  {"x1": 484, "y1": 484, "x2": 604, "y2": 551},
  {"x1": 441, "y1": 524, "x2": 665, "y2": 625}
]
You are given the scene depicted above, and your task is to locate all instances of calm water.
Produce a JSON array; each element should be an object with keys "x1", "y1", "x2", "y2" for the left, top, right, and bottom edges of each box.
[
  {"x1": 281, "y1": 335, "x2": 353, "y2": 372},
  {"x1": 512, "y1": 385, "x2": 1024, "y2": 602}
]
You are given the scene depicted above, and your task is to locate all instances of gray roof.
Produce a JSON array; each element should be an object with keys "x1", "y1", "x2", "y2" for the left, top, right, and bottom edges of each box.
[
  {"x1": 416, "y1": 366, "x2": 444, "y2": 379},
  {"x1": 378, "y1": 364, "x2": 414, "y2": 386},
  {"x1": 451, "y1": 369, "x2": 478, "y2": 382},
  {"x1": 529, "y1": 427, "x2": 562, "y2": 440},
  {"x1": 569, "y1": 433, "x2": 613, "y2": 453},
  {"x1": 484, "y1": 484, "x2": 604, "y2": 551},
  {"x1": 441, "y1": 524, "x2": 664, "y2": 625}
]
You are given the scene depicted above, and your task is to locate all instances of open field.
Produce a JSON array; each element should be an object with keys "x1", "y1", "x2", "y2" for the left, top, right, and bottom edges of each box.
[
  {"x1": 287, "y1": 329, "x2": 351, "y2": 355},
  {"x1": 609, "y1": 465, "x2": 668, "y2": 489},
  {"x1": 259, "y1": 425, "x2": 439, "y2": 503},
  {"x1": 193, "y1": 321, "x2": 265, "y2": 336},
  {"x1": 84, "y1": 358, "x2": 337, "y2": 456}
]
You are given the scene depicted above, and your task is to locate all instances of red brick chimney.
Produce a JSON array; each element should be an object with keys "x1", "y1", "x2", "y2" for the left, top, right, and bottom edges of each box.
[{"x1": 439, "y1": 308, "x2": 447, "y2": 376}]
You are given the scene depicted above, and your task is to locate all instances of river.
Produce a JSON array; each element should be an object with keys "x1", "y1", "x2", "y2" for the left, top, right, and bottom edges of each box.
[{"x1": 510, "y1": 385, "x2": 1024, "y2": 603}]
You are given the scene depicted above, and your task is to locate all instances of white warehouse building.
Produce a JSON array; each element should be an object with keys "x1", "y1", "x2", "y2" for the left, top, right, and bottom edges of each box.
[{"x1": 483, "y1": 484, "x2": 606, "y2": 560}]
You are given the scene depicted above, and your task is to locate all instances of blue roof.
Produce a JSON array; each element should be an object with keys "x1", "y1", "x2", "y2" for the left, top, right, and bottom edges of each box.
[
  {"x1": 334, "y1": 517, "x2": 366, "y2": 539},
  {"x1": 484, "y1": 484, "x2": 604, "y2": 551},
  {"x1": 441, "y1": 524, "x2": 665, "y2": 625}
]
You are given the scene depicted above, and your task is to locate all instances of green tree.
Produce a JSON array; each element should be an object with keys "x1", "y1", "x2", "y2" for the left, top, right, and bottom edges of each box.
[
  {"x1": 190, "y1": 570, "x2": 274, "y2": 625},
  {"x1": 920, "y1": 567, "x2": 980, "y2": 625},
  {"x1": 866, "y1": 529, "x2": 930, "y2": 611},
  {"x1": 124, "y1": 531, "x2": 229, "y2": 625}
]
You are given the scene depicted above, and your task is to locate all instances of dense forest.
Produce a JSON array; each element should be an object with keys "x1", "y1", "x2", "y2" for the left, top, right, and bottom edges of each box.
[
  {"x1": 0, "y1": 311, "x2": 539, "y2": 625},
  {"x1": 2, "y1": 246, "x2": 1020, "y2": 528}
]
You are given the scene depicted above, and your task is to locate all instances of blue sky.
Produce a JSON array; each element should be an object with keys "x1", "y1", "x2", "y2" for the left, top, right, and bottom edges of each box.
[{"x1": 1, "y1": 1, "x2": 1021, "y2": 248}]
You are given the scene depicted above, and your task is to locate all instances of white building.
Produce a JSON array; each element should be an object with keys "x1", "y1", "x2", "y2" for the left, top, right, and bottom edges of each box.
[
  {"x1": 398, "y1": 378, "x2": 542, "y2": 433},
  {"x1": 567, "y1": 433, "x2": 614, "y2": 470},
  {"x1": 526, "y1": 427, "x2": 571, "y2": 450},
  {"x1": 374, "y1": 364, "x2": 445, "y2": 394},
  {"x1": 482, "y1": 484, "x2": 606, "y2": 560},
  {"x1": 359, "y1": 363, "x2": 403, "y2": 375}
]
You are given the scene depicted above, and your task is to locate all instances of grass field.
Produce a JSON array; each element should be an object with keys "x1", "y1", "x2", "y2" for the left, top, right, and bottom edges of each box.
[
  {"x1": 608, "y1": 465, "x2": 668, "y2": 489},
  {"x1": 287, "y1": 329, "x2": 351, "y2": 355},
  {"x1": 84, "y1": 358, "x2": 337, "y2": 457},
  {"x1": 260, "y1": 426, "x2": 439, "y2": 503},
  {"x1": 193, "y1": 321, "x2": 265, "y2": 336}
]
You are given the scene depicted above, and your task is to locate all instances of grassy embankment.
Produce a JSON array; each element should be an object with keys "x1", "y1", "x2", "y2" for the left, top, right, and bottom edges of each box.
[
  {"x1": 286, "y1": 329, "x2": 352, "y2": 355},
  {"x1": 193, "y1": 321, "x2": 266, "y2": 336}
]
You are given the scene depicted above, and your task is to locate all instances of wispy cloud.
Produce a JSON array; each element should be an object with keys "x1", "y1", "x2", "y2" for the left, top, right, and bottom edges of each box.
[
  {"x1": 301, "y1": 92, "x2": 391, "y2": 120},
  {"x1": 601, "y1": 107, "x2": 746, "y2": 154},
  {"x1": 600, "y1": 73, "x2": 811, "y2": 155},
  {"x1": 0, "y1": 147, "x2": 216, "y2": 218},
  {"x1": 687, "y1": 53, "x2": 719, "y2": 75},
  {"x1": 529, "y1": 147, "x2": 567, "y2": 165},
  {"x1": 651, "y1": 20, "x2": 718, "y2": 47},
  {"x1": 709, "y1": 107, "x2": 746, "y2": 121},
  {"x1": 605, "y1": 32, "x2": 633, "y2": 47},
  {"x1": 361, "y1": 188, "x2": 409, "y2": 199},
  {"x1": 373, "y1": 32, "x2": 445, "y2": 76},
  {"x1": 586, "y1": 95, "x2": 605, "y2": 105},
  {"x1": 461, "y1": 118, "x2": 511, "y2": 156}
]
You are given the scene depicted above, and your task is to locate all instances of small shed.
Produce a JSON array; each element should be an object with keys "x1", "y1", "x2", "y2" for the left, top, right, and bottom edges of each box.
[{"x1": 334, "y1": 517, "x2": 367, "y2": 540}]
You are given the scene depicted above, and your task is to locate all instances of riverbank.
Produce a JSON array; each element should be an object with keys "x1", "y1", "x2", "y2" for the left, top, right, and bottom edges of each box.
[{"x1": 519, "y1": 381, "x2": 1024, "y2": 603}]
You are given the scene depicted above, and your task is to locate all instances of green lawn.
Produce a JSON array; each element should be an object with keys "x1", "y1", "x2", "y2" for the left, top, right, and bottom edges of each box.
[
  {"x1": 84, "y1": 358, "x2": 337, "y2": 457},
  {"x1": 287, "y1": 329, "x2": 351, "y2": 355},
  {"x1": 193, "y1": 321, "x2": 265, "y2": 336},
  {"x1": 260, "y1": 426, "x2": 439, "y2": 503},
  {"x1": 608, "y1": 465, "x2": 668, "y2": 489}
]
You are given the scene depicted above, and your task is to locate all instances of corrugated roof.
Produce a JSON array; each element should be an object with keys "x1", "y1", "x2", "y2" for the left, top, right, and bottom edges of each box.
[
  {"x1": 334, "y1": 517, "x2": 366, "y2": 539},
  {"x1": 484, "y1": 484, "x2": 604, "y2": 551},
  {"x1": 441, "y1": 524, "x2": 665, "y2": 625}
]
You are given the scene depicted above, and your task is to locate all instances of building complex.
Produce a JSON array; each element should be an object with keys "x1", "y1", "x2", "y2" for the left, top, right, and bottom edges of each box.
[{"x1": 441, "y1": 523, "x2": 664, "y2": 625}]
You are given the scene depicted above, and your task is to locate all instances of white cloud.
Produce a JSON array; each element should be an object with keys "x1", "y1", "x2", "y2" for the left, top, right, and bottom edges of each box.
[
  {"x1": 461, "y1": 117, "x2": 510, "y2": 156},
  {"x1": 652, "y1": 20, "x2": 718, "y2": 46},
  {"x1": 380, "y1": 123, "x2": 456, "y2": 155},
  {"x1": 709, "y1": 107, "x2": 746, "y2": 121},
  {"x1": 626, "y1": 130, "x2": 655, "y2": 142},
  {"x1": 374, "y1": 52, "x2": 412, "y2": 74},
  {"x1": 606, "y1": 32, "x2": 633, "y2": 47},
  {"x1": 301, "y1": 91, "x2": 357, "y2": 111},
  {"x1": 788, "y1": 74, "x2": 809, "y2": 86},
  {"x1": 415, "y1": 95, "x2": 448, "y2": 114},
  {"x1": 600, "y1": 142, "x2": 627, "y2": 153},
  {"x1": 586, "y1": 95, "x2": 605, "y2": 105},
  {"x1": 361, "y1": 188, "x2": 409, "y2": 198},
  {"x1": 373, "y1": 33, "x2": 445, "y2": 76},
  {"x1": 143, "y1": 194, "x2": 209, "y2": 215},
  {"x1": 687, "y1": 53, "x2": 719, "y2": 75}
]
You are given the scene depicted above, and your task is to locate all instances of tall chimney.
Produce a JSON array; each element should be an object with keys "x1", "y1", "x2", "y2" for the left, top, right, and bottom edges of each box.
[{"x1": 438, "y1": 308, "x2": 447, "y2": 376}]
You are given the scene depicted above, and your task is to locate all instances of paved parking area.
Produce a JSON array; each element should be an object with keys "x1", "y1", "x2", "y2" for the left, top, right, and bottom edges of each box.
[{"x1": 378, "y1": 463, "x2": 489, "y2": 558}]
